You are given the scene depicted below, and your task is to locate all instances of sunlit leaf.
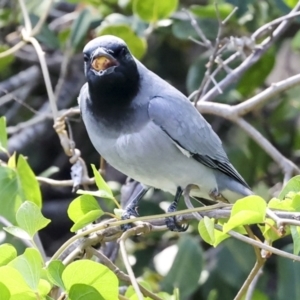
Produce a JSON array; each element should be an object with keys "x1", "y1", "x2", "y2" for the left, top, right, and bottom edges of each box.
[
  {"x1": 62, "y1": 260, "x2": 118, "y2": 299},
  {"x1": 0, "y1": 282, "x2": 10, "y2": 300},
  {"x1": 190, "y1": 4, "x2": 236, "y2": 21},
  {"x1": 0, "y1": 116, "x2": 8, "y2": 153},
  {"x1": 4, "y1": 226, "x2": 32, "y2": 240},
  {"x1": 0, "y1": 243, "x2": 17, "y2": 266},
  {"x1": 47, "y1": 260, "x2": 66, "y2": 290},
  {"x1": 16, "y1": 201, "x2": 50, "y2": 238},
  {"x1": 133, "y1": 0, "x2": 178, "y2": 22},
  {"x1": 279, "y1": 176, "x2": 300, "y2": 200},
  {"x1": 69, "y1": 284, "x2": 103, "y2": 300},
  {"x1": 16, "y1": 155, "x2": 42, "y2": 208},
  {"x1": 96, "y1": 24, "x2": 147, "y2": 59},
  {"x1": 198, "y1": 216, "x2": 215, "y2": 245},
  {"x1": 223, "y1": 195, "x2": 266, "y2": 233},
  {"x1": 9, "y1": 248, "x2": 43, "y2": 291},
  {"x1": 0, "y1": 266, "x2": 33, "y2": 297},
  {"x1": 68, "y1": 194, "x2": 101, "y2": 222}
]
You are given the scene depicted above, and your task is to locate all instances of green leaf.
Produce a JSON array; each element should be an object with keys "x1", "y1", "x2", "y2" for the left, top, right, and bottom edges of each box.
[
  {"x1": 292, "y1": 30, "x2": 300, "y2": 52},
  {"x1": 260, "y1": 218, "x2": 282, "y2": 242},
  {"x1": 16, "y1": 155, "x2": 42, "y2": 208},
  {"x1": 37, "y1": 279, "x2": 52, "y2": 297},
  {"x1": 46, "y1": 260, "x2": 66, "y2": 290},
  {"x1": 0, "y1": 282, "x2": 10, "y2": 300},
  {"x1": 237, "y1": 48, "x2": 275, "y2": 97},
  {"x1": 62, "y1": 260, "x2": 118, "y2": 299},
  {"x1": 161, "y1": 236, "x2": 203, "y2": 299},
  {"x1": 283, "y1": 0, "x2": 298, "y2": 8},
  {"x1": 69, "y1": 284, "x2": 103, "y2": 300},
  {"x1": 0, "y1": 266, "x2": 33, "y2": 297},
  {"x1": 16, "y1": 201, "x2": 50, "y2": 238},
  {"x1": 0, "y1": 243, "x2": 17, "y2": 266},
  {"x1": 96, "y1": 24, "x2": 147, "y2": 59},
  {"x1": 0, "y1": 45, "x2": 15, "y2": 75},
  {"x1": 68, "y1": 194, "x2": 102, "y2": 223},
  {"x1": 279, "y1": 176, "x2": 300, "y2": 200},
  {"x1": 91, "y1": 165, "x2": 113, "y2": 198},
  {"x1": 268, "y1": 197, "x2": 294, "y2": 211},
  {"x1": 4, "y1": 226, "x2": 32, "y2": 240},
  {"x1": 291, "y1": 225, "x2": 300, "y2": 255},
  {"x1": 223, "y1": 195, "x2": 266, "y2": 233},
  {"x1": 70, "y1": 211, "x2": 104, "y2": 232},
  {"x1": 190, "y1": 4, "x2": 236, "y2": 20},
  {"x1": 133, "y1": 0, "x2": 178, "y2": 22},
  {"x1": 277, "y1": 244, "x2": 300, "y2": 300},
  {"x1": 198, "y1": 216, "x2": 215, "y2": 245},
  {"x1": 8, "y1": 248, "x2": 43, "y2": 291},
  {"x1": 0, "y1": 116, "x2": 7, "y2": 153},
  {"x1": 0, "y1": 164, "x2": 20, "y2": 223},
  {"x1": 29, "y1": 14, "x2": 60, "y2": 49},
  {"x1": 70, "y1": 8, "x2": 100, "y2": 51}
]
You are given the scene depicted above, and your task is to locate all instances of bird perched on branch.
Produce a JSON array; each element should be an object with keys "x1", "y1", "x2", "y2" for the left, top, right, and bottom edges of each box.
[{"x1": 78, "y1": 35, "x2": 252, "y2": 231}]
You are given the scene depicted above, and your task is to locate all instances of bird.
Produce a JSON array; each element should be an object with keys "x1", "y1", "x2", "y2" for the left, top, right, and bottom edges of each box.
[{"x1": 78, "y1": 35, "x2": 253, "y2": 231}]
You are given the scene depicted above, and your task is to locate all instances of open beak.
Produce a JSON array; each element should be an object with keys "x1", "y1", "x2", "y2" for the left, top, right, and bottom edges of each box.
[{"x1": 91, "y1": 48, "x2": 118, "y2": 72}]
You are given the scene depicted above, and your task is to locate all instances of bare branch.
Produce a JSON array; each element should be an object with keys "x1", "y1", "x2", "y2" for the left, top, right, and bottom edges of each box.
[{"x1": 199, "y1": 3, "x2": 300, "y2": 102}]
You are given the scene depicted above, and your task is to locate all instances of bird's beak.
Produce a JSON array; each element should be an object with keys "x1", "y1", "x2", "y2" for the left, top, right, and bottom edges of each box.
[{"x1": 91, "y1": 48, "x2": 119, "y2": 72}]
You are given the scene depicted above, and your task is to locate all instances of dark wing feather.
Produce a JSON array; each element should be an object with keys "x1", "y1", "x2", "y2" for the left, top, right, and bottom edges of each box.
[{"x1": 148, "y1": 95, "x2": 250, "y2": 189}]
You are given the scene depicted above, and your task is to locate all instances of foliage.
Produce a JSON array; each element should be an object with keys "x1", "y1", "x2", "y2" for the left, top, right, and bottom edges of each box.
[{"x1": 1, "y1": 0, "x2": 300, "y2": 299}]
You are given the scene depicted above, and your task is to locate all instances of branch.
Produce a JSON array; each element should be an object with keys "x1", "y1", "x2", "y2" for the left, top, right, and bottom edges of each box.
[
  {"x1": 199, "y1": 3, "x2": 300, "y2": 102},
  {"x1": 88, "y1": 247, "x2": 163, "y2": 300}
]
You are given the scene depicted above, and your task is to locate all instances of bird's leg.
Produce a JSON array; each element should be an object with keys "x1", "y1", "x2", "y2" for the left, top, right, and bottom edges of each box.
[
  {"x1": 209, "y1": 188, "x2": 229, "y2": 203},
  {"x1": 165, "y1": 187, "x2": 189, "y2": 232},
  {"x1": 121, "y1": 185, "x2": 149, "y2": 231}
]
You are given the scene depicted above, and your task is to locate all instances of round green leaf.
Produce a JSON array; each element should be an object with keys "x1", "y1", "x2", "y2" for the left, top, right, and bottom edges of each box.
[
  {"x1": 190, "y1": 4, "x2": 236, "y2": 20},
  {"x1": 96, "y1": 24, "x2": 147, "y2": 59},
  {"x1": 46, "y1": 260, "x2": 66, "y2": 290},
  {"x1": 0, "y1": 266, "x2": 32, "y2": 296},
  {"x1": 4, "y1": 226, "x2": 32, "y2": 240},
  {"x1": 8, "y1": 248, "x2": 43, "y2": 291},
  {"x1": 17, "y1": 155, "x2": 42, "y2": 208},
  {"x1": 279, "y1": 175, "x2": 300, "y2": 200},
  {"x1": 0, "y1": 282, "x2": 10, "y2": 300},
  {"x1": 198, "y1": 216, "x2": 215, "y2": 245},
  {"x1": 69, "y1": 284, "x2": 103, "y2": 300},
  {"x1": 16, "y1": 201, "x2": 51, "y2": 238},
  {"x1": 70, "y1": 210, "x2": 104, "y2": 232},
  {"x1": 68, "y1": 194, "x2": 102, "y2": 223},
  {"x1": 223, "y1": 195, "x2": 266, "y2": 233},
  {"x1": 133, "y1": 0, "x2": 178, "y2": 22},
  {"x1": 0, "y1": 243, "x2": 17, "y2": 266},
  {"x1": 62, "y1": 260, "x2": 118, "y2": 300}
]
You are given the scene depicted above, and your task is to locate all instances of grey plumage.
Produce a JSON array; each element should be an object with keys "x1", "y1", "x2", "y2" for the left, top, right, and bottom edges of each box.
[{"x1": 79, "y1": 35, "x2": 252, "y2": 206}]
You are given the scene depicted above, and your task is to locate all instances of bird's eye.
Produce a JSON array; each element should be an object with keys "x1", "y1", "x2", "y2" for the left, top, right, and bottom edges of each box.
[{"x1": 83, "y1": 54, "x2": 89, "y2": 62}]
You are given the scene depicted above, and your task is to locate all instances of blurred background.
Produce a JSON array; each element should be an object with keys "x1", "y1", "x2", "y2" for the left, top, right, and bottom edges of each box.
[{"x1": 1, "y1": 0, "x2": 300, "y2": 299}]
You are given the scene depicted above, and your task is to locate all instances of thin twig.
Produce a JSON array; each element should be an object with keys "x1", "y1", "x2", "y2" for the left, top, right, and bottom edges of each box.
[
  {"x1": 199, "y1": 2, "x2": 300, "y2": 102},
  {"x1": 89, "y1": 247, "x2": 163, "y2": 300},
  {"x1": 119, "y1": 239, "x2": 143, "y2": 300},
  {"x1": 234, "y1": 261, "x2": 265, "y2": 300}
]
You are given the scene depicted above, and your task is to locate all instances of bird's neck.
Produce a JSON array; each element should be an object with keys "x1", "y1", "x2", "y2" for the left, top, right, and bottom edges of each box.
[{"x1": 87, "y1": 74, "x2": 140, "y2": 126}]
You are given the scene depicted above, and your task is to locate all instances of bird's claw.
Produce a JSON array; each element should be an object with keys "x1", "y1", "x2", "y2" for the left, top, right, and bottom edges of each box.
[
  {"x1": 121, "y1": 207, "x2": 139, "y2": 231},
  {"x1": 165, "y1": 216, "x2": 189, "y2": 232}
]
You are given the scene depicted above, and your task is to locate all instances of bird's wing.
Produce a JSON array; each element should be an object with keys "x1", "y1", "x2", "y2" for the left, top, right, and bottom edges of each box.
[{"x1": 148, "y1": 95, "x2": 250, "y2": 189}]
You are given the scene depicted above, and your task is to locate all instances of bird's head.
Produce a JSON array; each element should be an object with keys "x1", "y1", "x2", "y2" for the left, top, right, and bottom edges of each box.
[{"x1": 83, "y1": 35, "x2": 139, "y2": 102}]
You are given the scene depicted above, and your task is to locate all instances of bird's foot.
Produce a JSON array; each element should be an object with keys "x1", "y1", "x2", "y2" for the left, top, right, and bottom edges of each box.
[
  {"x1": 165, "y1": 216, "x2": 189, "y2": 232},
  {"x1": 165, "y1": 189, "x2": 189, "y2": 232},
  {"x1": 209, "y1": 188, "x2": 229, "y2": 203},
  {"x1": 121, "y1": 206, "x2": 139, "y2": 231}
]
